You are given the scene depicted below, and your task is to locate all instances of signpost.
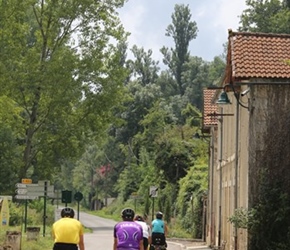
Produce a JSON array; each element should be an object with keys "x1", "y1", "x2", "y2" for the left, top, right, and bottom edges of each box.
[
  {"x1": 74, "y1": 192, "x2": 83, "y2": 220},
  {"x1": 149, "y1": 186, "x2": 158, "y2": 220},
  {"x1": 149, "y1": 186, "x2": 158, "y2": 197},
  {"x1": 14, "y1": 180, "x2": 54, "y2": 237},
  {"x1": 15, "y1": 183, "x2": 54, "y2": 199}
]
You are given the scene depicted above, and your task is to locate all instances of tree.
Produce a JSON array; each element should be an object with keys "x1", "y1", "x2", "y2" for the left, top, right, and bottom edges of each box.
[
  {"x1": 114, "y1": 46, "x2": 161, "y2": 144},
  {"x1": 182, "y1": 56, "x2": 210, "y2": 110},
  {"x1": 127, "y1": 45, "x2": 160, "y2": 86},
  {"x1": 0, "y1": 0, "x2": 128, "y2": 181},
  {"x1": 208, "y1": 56, "x2": 226, "y2": 85},
  {"x1": 0, "y1": 97, "x2": 24, "y2": 192},
  {"x1": 161, "y1": 4, "x2": 198, "y2": 96},
  {"x1": 239, "y1": 0, "x2": 290, "y2": 33},
  {"x1": 153, "y1": 125, "x2": 195, "y2": 183}
]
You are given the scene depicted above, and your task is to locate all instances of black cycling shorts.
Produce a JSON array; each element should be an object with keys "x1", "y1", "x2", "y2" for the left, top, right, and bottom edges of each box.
[
  {"x1": 143, "y1": 237, "x2": 149, "y2": 249},
  {"x1": 151, "y1": 232, "x2": 166, "y2": 246},
  {"x1": 53, "y1": 242, "x2": 78, "y2": 250}
]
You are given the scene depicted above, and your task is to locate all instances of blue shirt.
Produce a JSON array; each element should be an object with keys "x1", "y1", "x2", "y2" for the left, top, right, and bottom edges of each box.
[{"x1": 151, "y1": 219, "x2": 165, "y2": 234}]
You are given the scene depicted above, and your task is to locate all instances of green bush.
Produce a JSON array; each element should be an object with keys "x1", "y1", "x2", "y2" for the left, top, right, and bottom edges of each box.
[{"x1": 9, "y1": 203, "x2": 23, "y2": 226}]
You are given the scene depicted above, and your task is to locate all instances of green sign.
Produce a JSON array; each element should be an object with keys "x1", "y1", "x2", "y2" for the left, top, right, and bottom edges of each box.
[
  {"x1": 74, "y1": 192, "x2": 83, "y2": 202},
  {"x1": 61, "y1": 190, "x2": 72, "y2": 203}
]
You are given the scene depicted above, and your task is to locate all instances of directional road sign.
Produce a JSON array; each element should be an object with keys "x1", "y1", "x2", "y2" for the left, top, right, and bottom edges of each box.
[
  {"x1": 15, "y1": 183, "x2": 38, "y2": 188},
  {"x1": 26, "y1": 185, "x2": 54, "y2": 197},
  {"x1": 16, "y1": 189, "x2": 27, "y2": 195},
  {"x1": 15, "y1": 195, "x2": 38, "y2": 200},
  {"x1": 15, "y1": 183, "x2": 54, "y2": 198},
  {"x1": 27, "y1": 185, "x2": 54, "y2": 192},
  {"x1": 38, "y1": 180, "x2": 50, "y2": 186},
  {"x1": 15, "y1": 183, "x2": 27, "y2": 188}
]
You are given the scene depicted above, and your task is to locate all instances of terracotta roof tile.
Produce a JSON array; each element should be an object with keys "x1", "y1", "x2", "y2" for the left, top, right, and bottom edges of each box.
[
  {"x1": 203, "y1": 89, "x2": 218, "y2": 127},
  {"x1": 228, "y1": 30, "x2": 290, "y2": 79}
]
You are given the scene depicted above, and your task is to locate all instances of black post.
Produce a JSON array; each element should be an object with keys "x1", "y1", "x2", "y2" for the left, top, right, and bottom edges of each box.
[
  {"x1": 24, "y1": 200, "x2": 28, "y2": 232},
  {"x1": 43, "y1": 181, "x2": 47, "y2": 237},
  {"x1": 151, "y1": 197, "x2": 155, "y2": 221},
  {"x1": 77, "y1": 201, "x2": 80, "y2": 220}
]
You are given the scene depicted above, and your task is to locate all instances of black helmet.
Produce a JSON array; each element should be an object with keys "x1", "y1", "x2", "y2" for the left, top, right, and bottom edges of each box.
[
  {"x1": 61, "y1": 207, "x2": 75, "y2": 218},
  {"x1": 156, "y1": 211, "x2": 163, "y2": 219},
  {"x1": 121, "y1": 208, "x2": 135, "y2": 220},
  {"x1": 134, "y1": 215, "x2": 144, "y2": 222}
]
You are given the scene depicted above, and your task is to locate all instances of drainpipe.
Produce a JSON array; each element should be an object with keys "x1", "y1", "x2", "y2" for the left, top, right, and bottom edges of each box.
[
  {"x1": 234, "y1": 95, "x2": 240, "y2": 250},
  {"x1": 210, "y1": 130, "x2": 215, "y2": 246},
  {"x1": 218, "y1": 108, "x2": 223, "y2": 247}
]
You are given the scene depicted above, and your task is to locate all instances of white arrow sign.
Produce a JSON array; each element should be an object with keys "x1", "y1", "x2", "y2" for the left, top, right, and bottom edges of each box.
[
  {"x1": 15, "y1": 195, "x2": 38, "y2": 200},
  {"x1": 25, "y1": 185, "x2": 54, "y2": 197},
  {"x1": 26, "y1": 192, "x2": 54, "y2": 197},
  {"x1": 16, "y1": 189, "x2": 27, "y2": 195},
  {"x1": 15, "y1": 183, "x2": 26, "y2": 188},
  {"x1": 27, "y1": 185, "x2": 54, "y2": 193}
]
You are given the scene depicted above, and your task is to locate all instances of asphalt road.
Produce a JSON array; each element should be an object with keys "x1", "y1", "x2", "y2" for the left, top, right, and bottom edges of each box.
[{"x1": 78, "y1": 211, "x2": 185, "y2": 250}]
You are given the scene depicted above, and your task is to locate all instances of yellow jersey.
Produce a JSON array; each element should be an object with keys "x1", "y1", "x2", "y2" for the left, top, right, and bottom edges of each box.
[{"x1": 52, "y1": 217, "x2": 84, "y2": 244}]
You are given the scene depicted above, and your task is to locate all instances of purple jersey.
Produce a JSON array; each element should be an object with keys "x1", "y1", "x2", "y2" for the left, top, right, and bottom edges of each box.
[{"x1": 114, "y1": 221, "x2": 143, "y2": 250}]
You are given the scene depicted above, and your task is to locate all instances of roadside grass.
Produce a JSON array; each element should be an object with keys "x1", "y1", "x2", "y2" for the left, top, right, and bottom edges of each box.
[{"x1": 0, "y1": 226, "x2": 53, "y2": 250}]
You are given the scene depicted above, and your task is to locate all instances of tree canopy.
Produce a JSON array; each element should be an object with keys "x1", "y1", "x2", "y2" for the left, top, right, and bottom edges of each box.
[
  {"x1": 0, "y1": 0, "x2": 128, "y2": 181},
  {"x1": 239, "y1": 0, "x2": 290, "y2": 33}
]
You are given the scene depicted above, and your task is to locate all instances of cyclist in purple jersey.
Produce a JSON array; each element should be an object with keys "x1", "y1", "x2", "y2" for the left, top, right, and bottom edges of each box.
[{"x1": 113, "y1": 208, "x2": 144, "y2": 250}]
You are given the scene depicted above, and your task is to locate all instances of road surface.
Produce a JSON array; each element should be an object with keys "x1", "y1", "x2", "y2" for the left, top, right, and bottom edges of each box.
[{"x1": 79, "y1": 211, "x2": 184, "y2": 250}]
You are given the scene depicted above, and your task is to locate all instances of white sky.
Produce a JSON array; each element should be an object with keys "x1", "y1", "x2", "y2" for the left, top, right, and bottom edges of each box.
[{"x1": 117, "y1": 0, "x2": 247, "y2": 63}]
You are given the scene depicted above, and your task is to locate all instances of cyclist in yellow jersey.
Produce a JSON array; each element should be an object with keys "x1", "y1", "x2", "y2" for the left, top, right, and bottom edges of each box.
[{"x1": 52, "y1": 207, "x2": 85, "y2": 250}]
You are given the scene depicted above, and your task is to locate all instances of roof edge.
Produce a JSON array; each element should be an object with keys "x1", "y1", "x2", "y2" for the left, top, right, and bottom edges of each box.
[{"x1": 228, "y1": 29, "x2": 290, "y2": 39}]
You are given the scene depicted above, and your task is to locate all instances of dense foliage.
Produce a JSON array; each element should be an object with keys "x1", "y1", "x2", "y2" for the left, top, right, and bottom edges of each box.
[
  {"x1": 0, "y1": 1, "x2": 227, "y2": 237},
  {"x1": 0, "y1": 0, "x2": 128, "y2": 182}
]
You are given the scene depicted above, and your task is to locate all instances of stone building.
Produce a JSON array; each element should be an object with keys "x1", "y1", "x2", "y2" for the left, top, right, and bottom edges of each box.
[{"x1": 204, "y1": 30, "x2": 290, "y2": 250}]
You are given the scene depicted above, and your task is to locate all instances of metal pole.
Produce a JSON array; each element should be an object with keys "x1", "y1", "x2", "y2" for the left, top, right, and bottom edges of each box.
[
  {"x1": 43, "y1": 181, "x2": 47, "y2": 237},
  {"x1": 210, "y1": 135, "x2": 215, "y2": 246},
  {"x1": 152, "y1": 197, "x2": 155, "y2": 221},
  {"x1": 77, "y1": 201, "x2": 80, "y2": 220},
  {"x1": 91, "y1": 167, "x2": 94, "y2": 210},
  {"x1": 202, "y1": 198, "x2": 206, "y2": 241},
  {"x1": 218, "y1": 108, "x2": 223, "y2": 247},
  {"x1": 234, "y1": 96, "x2": 240, "y2": 250},
  {"x1": 24, "y1": 200, "x2": 28, "y2": 232}
]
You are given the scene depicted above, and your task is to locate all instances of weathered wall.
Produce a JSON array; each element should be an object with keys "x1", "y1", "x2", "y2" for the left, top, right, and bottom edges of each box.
[
  {"x1": 248, "y1": 82, "x2": 290, "y2": 249},
  {"x1": 248, "y1": 83, "x2": 290, "y2": 207}
]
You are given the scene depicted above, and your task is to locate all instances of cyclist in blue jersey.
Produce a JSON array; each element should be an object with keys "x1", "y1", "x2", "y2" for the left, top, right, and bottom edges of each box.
[
  {"x1": 151, "y1": 211, "x2": 168, "y2": 248},
  {"x1": 113, "y1": 208, "x2": 144, "y2": 250}
]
